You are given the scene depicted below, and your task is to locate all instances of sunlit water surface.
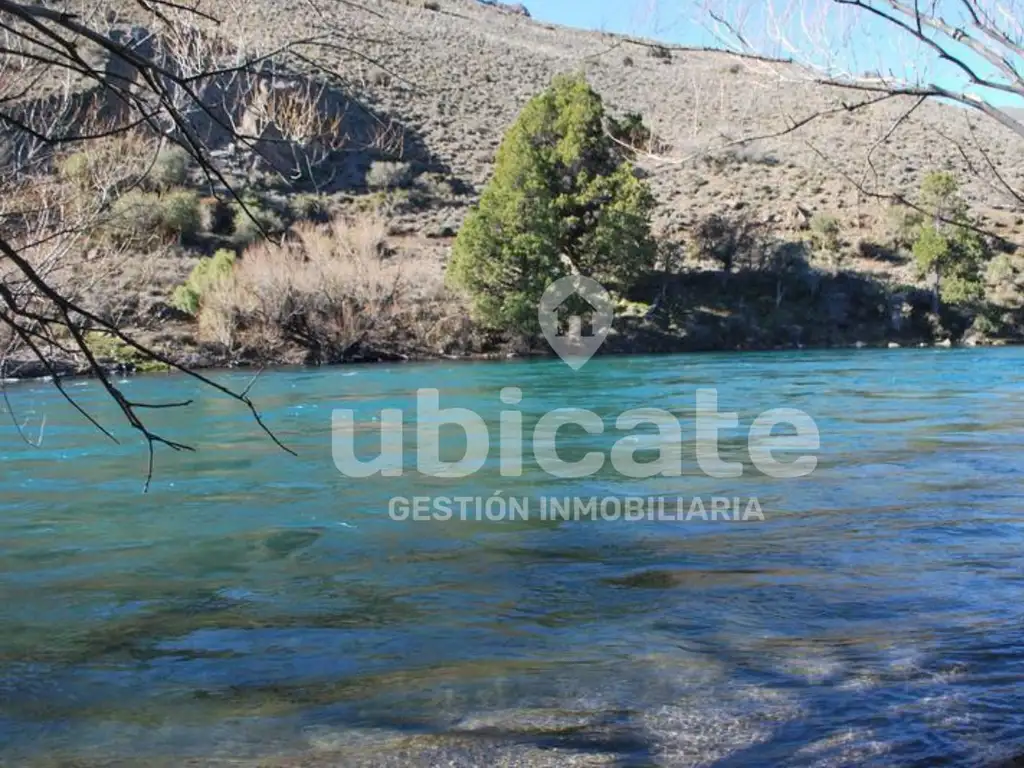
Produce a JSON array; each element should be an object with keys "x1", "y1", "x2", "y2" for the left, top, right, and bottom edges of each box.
[{"x1": 2, "y1": 349, "x2": 1024, "y2": 766}]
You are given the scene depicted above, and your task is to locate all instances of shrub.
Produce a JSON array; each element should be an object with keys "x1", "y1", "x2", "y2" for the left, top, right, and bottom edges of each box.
[
  {"x1": 84, "y1": 331, "x2": 170, "y2": 372},
  {"x1": 366, "y1": 161, "x2": 413, "y2": 190},
  {"x1": 232, "y1": 201, "x2": 286, "y2": 246},
  {"x1": 107, "y1": 190, "x2": 164, "y2": 242},
  {"x1": 416, "y1": 173, "x2": 456, "y2": 200},
  {"x1": 690, "y1": 212, "x2": 765, "y2": 272},
  {"x1": 810, "y1": 213, "x2": 843, "y2": 271},
  {"x1": 913, "y1": 224, "x2": 989, "y2": 305},
  {"x1": 171, "y1": 248, "x2": 236, "y2": 315},
  {"x1": 102, "y1": 188, "x2": 201, "y2": 243},
  {"x1": 55, "y1": 132, "x2": 157, "y2": 198},
  {"x1": 985, "y1": 253, "x2": 1024, "y2": 308},
  {"x1": 159, "y1": 189, "x2": 202, "y2": 240},
  {"x1": 151, "y1": 145, "x2": 192, "y2": 189},
  {"x1": 885, "y1": 204, "x2": 924, "y2": 250},
  {"x1": 198, "y1": 215, "x2": 442, "y2": 359},
  {"x1": 58, "y1": 152, "x2": 94, "y2": 189},
  {"x1": 986, "y1": 252, "x2": 1018, "y2": 286},
  {"x1": 607, "y1": 112, "x2": 667, "y2": 157},
  {"x1": 200, "y1": 196, "x2": 234, "y2": 234},
  {"x1": 969, "y1": 312, "x2": 1000, "y2": 337},
  {"x1": 647, "y1": 45, "x2": 671, "y2": 61},
  {"x1": 911, "y1": 172, "x2": 990, "y2": 308},
  {"x1": 622, "y1": 55, "x2": 634, "y2": 67},
  {"x1": 447, "y1": 74, "x2": 657, "y2": 332},
  {"x1": 423, "y1": 0, "x2": 441, "y2": 8},
  {"x1": 288, "y1": 193, "x2": 330, "y2": 222}
]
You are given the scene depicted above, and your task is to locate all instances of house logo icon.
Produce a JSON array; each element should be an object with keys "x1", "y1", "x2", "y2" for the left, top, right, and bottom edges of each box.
[{"x1": 538, "y1": 276, "x2": 614, "y2": 370}]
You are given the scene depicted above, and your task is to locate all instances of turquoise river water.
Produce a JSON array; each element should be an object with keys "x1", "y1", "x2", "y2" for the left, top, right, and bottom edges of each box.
[{"x1": 1, "y1": 349, "x2": 1024, "y2": 766}]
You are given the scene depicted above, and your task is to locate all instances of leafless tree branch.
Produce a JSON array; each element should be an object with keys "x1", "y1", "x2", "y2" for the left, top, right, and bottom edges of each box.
[{"x1": 0, "y1": 0, "x2": 394, "y2": 488}]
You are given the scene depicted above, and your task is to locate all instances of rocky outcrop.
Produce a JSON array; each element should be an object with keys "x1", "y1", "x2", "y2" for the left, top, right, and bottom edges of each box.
[{"x1": 477, "y1": 0, "x2": 531, "y2": 17}]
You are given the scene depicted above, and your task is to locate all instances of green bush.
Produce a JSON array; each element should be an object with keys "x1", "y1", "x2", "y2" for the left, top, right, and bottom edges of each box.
[
  {"x1": 911, "y1": 172, "x2": 990, "y2": 307},
  {"x1": 987, "y1": 253, "x2": 1018, "y2": 286},
  {"x1": 103, "y1": 188, "x2": 201, "y2": 243},
  {"x1": 810, "y1": 213, "x2": 843, "y2": 271},
  {"x1": 151, "y1": 145, "x2": 192, "y2": 189},
  {"x1": 58, "y1": 151, "x2": 94, "y2": 189},
  {"x1": 913, "y1": 224, "x2": 989, "y2": 305},
  {"x1": 288, "y1": 193, "x2": 330, "y2": 222},
  {"x1": 447, "y1": 73, "x2": 657, "y2": 332},
  {"x1": 85, "y1": 332, "x2": 170, "y2": 372},
  {"x1": 885, "y1": 204, "x2": 924, "y2": 250},
  {"x1": 159, "y1": 189, "x2": 202, "y2": 240},
  {"x1": 232, "y1": 201, "x2": 285, "y2": 246},
  {"x1": 106, "y1": 190, "x2": 164, "y2": 242},
  {"x1": 969, "y1": 312, "x2": 1000, "y2": 337},
  {"x1": 171, "y1": 249, "x2": 236, "y2": 315}
]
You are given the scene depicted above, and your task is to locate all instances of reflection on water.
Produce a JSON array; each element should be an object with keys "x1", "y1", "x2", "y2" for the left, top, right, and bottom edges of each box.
[{"x1": 2, "y1": 348, "x2": 1024, "y2": 766}]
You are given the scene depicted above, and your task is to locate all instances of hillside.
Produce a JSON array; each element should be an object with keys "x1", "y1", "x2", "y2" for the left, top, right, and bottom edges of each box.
[
  {"x1": 262, "y1": 0, "x2": 1024, "y2": 238},
  {"x1": 5, "y1": 0, "x2": 1024, "y2": 376}
]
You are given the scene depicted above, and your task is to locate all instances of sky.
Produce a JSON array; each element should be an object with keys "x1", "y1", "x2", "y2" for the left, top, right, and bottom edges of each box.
[{"x1": 521, "y1": 0, "x2": 1024, "y2": 108}]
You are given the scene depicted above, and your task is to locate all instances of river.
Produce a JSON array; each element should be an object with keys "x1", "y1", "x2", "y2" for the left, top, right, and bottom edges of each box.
[{"x1": 2, "y1": 348, "x2": 1023, "y2": 766}]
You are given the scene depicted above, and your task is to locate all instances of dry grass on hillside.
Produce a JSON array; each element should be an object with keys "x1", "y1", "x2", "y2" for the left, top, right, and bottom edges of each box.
[{"x1": 163, "y1": 0, "x2": 1022, "y2": 241}]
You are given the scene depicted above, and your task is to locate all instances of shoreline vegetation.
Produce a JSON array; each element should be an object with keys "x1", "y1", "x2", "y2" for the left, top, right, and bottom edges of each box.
[{"x1": 2, "y1": 329, "x2": 1015, "y2": 383}]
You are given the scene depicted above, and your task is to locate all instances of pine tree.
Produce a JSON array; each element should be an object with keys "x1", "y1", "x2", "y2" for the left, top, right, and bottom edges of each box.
[
  {"x1": 911, "y1": 172, "x2": 989, "y2": 310},
  {"x1": 447, "y1": 74, "x2": 657, "y2": 332}
]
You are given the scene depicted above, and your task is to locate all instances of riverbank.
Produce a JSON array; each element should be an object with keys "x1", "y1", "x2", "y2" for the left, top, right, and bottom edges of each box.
[{"x1": 2, "y1": 313, "x2": 1017, "y2": 383}]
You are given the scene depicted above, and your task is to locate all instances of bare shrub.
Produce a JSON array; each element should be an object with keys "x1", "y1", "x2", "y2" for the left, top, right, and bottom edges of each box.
[
  {"x1": 0, "y1": 178, "x2": 139, "y2": 366},
  {"x1": 200, "y1": 214, "x2": 446, "y2": 361},
  {"x1": 55, "y1": 131, "x2": 160, "y2": 202},
  {"x1": 690, "y1": 212, "x2": 768, "y2": 272},
  {"x1": 260, "y1": 79, "x2": 349, "y2": 176}
]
